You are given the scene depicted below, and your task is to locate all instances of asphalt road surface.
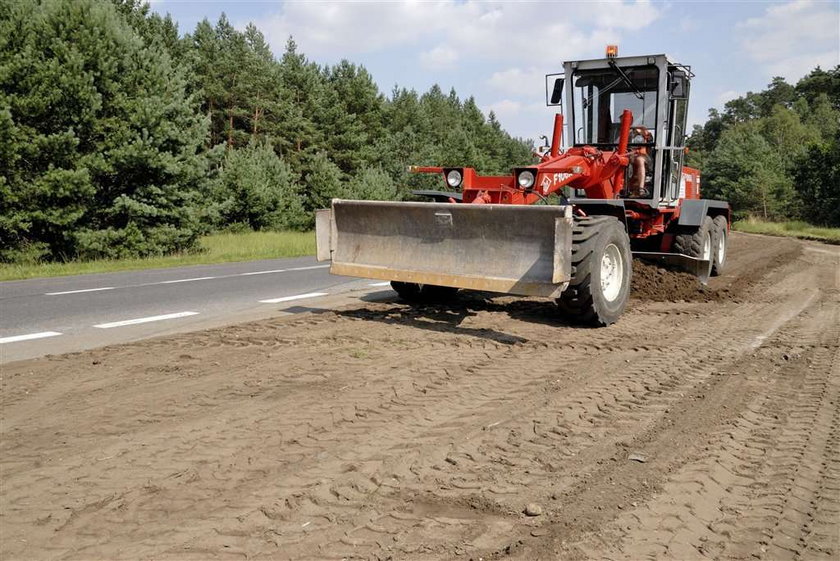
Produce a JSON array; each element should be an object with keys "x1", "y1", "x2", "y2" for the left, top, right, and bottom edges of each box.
[{"x1": 0, "y1": 257, "x2": 389, "y2": 363}]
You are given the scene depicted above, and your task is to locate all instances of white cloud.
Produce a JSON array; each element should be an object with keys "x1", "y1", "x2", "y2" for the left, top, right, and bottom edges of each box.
[
  {"x1": 247, "y1": 1, "x2": 662, "y2": 140},
  {"x1": 717, "y1": 90, "x2": 740, "y2": 105},
  {"x1": 258, "y1": 2, "x2": 448, "y2": 57},
  {"x1": 738, "y1": 0, "x2": 839, "y2": 80},
  {"x1": 257, "y1": 1, "x2": 661, "y2": 68},
  {"x1": 487, "y1": 67, "x2": 547, "y2": 96},
  {"x1": 419, "y1": 45, "x2": 458, "y2": 71},
  {"x1": 678, "y1": 17, "x2": 697, "y2": 32},
  {"x1": 484, "y1": 99, "x2": 522, "y2": 118}
]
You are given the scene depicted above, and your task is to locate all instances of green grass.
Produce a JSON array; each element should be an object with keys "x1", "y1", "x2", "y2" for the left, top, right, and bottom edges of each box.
[
  {"x1": 733, "y1": 218, "x2": 840, "y2": 244},
  {"x1": 0, "y1": 230, "x2": 317, "y2": 281}
]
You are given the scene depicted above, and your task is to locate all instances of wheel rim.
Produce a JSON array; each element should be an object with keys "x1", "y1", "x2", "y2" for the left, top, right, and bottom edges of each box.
[
  {"x1": 716, "y1": 231, "x2": 726, "y2": 265},
  {"x1": 600, "y1": 243, "x2": 624, "y2": 303},
  {"x1": 702, "y1": 231, "x2": 712, "y2": 261}
]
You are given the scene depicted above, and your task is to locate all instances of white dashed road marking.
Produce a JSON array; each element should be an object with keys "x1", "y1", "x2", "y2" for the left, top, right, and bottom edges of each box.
[
  {"x1": 45, "y1": 287, "x2": 116, "y2": 296},
  {"x1": 239, "y1": 265, "x2": 328, "y2": 277},
  {"x1": 39, "y1": 264, "x2": 332, "y2": 296},
  {"x1": 0, "y1": 331, "x2": 63, "y2": 344},
  {"x1": 259, "y1": 292, "x2": 329, "y2": 304},
  {"x1": 287, "y1": 265, "x2": 330, "y2": 271},
  {"x1": 160, "y1": 276, "x2": 216, "y2": 284},
  {"x1": 369, "y1": 282, "x2": 392, "y2": 287},
  {"x1": 94, "y1": 311, "x2": 199, "y2": 329},
  {"x1": 239, "y1": 269, "x2": 287, "y2": 276}
]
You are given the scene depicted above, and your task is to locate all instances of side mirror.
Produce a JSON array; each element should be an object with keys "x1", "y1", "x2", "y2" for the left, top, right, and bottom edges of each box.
[
  {"x1": 670, "y1": 73, "x2": 688, "y2": 99},
  {"x1": 546, "y1": 74, "x2": 564, "y2": 106}
]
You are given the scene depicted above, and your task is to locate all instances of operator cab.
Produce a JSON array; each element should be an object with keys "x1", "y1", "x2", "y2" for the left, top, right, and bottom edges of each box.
[{"x1": 546, "y1": 47, "x2": 692, "y2": 205}]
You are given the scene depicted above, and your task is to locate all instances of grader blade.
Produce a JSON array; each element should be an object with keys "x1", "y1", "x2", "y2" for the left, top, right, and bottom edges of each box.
[
  {"x1": 633, "y1": 251, "x2": 712, "y2": 284},
  {"x1": 316, "y1": 200, "x2": 574, "y2": 298}
]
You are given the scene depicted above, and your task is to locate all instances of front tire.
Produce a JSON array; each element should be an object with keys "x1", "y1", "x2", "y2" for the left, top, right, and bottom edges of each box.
[
  {"x1": 391, "y1": 281, "x2": 459, "y2": 303},
  {"x1": 557, "y1": 216, "x2": 632, "y2": 327}
]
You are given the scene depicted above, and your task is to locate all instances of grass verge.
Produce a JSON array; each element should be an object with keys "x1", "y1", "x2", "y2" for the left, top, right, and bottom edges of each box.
[
  {"x1": 0, "y1": 231, "x2": 316, "y2": 281},
  {"x1": 732, "y1": 218, "x2": 840, "y2": 245}
]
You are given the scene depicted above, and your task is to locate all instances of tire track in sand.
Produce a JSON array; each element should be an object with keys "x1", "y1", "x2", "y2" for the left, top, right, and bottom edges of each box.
[
  {"x1": 0, "y1": 234, "x2": 835, "y2": 561},
  {"x1": 566, "y1": 290, "x2": 839, "y2": 561}
]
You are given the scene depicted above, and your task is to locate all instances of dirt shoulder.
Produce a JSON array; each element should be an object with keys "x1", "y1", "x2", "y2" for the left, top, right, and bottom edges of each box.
[{"x1": 2, "y1": 233, "x2": 838, "y2": 560}]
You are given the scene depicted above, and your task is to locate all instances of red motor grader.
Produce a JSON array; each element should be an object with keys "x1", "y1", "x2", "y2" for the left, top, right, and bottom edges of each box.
[{"x1": 316, "y1": 47, "x2": 730, "y2": 326}]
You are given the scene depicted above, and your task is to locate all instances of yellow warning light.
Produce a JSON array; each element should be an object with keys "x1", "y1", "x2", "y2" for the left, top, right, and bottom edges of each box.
[{"x1": 606, "y1": 44, "x2": 618, "y2": 58}]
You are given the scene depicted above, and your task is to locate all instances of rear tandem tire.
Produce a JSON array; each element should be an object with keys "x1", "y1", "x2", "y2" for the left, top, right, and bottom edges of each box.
[
  {"x1": 711, "y1": 215, "x2": 728, "y2": 276},
  {"x1": 556, "y1": 216, "x2": 632, "y2": 327},
  {"x1": 672, "y1": 215, "x2": 714, "y2": 280},
  {"x1": 391, "y1": 281, "x2": 459, "y2": 303}
]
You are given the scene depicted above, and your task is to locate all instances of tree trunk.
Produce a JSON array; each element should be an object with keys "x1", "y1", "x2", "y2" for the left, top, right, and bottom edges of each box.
[
  {"x1": 228, "y1": 109, "x2": 234, "y2": 148},
  {"x1": 762, "y1": 186, "x2": 768, "y2": 220},
  {"x1": 208, "y1": 100, "x2": 215, "y2": 147}
]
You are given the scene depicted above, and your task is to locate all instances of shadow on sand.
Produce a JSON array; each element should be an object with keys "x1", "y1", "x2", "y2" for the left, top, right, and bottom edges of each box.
[{"x1": 341, "y1": 290, "x2": 582, "y2": 345}]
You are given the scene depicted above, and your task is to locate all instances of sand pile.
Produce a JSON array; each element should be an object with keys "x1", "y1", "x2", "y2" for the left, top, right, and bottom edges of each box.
[{"x1": 630, "y1": 259, "x2": 723, "y2": 302}]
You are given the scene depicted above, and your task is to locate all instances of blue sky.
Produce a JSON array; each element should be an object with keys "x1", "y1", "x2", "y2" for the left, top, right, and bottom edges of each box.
[{"x1": 149, "y1": 1, "x2": 840, "y2": 141}]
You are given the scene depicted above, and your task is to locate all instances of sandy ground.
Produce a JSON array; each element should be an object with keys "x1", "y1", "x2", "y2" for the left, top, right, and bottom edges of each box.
[{"x1": 1, "y1": 232, "x2": 838, "y2": 560}]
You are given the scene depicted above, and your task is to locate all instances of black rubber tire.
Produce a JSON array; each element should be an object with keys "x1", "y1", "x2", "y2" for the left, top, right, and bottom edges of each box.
[
  {"x1": 672, "y1": 215, "x2": 714, "y2": 279},
  {"x1": 391, "y1": 281, "x2": 421, "y2": 301},
  {"x1": 711, "y1": 215, "x2": 728, "y2": 276},
  {"x1": 556, "y1": 216, "x2": 632, "y2": 327},
  {"x1": 391, "y1": 281, "x2": 459, "y2": 303}
]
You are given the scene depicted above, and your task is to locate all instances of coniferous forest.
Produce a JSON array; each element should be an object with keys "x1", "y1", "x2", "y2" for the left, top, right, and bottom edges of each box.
[
  {"x1": 1, "y1": 0, "x2": 838, "y2": 264},
  {"x1": 0, "y1": 0, "x2": 532, "y2": 263}
]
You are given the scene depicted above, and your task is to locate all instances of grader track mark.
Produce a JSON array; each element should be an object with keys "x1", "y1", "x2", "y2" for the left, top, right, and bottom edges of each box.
[{"x1": 1, "y1": 234, "x2": 838, "y2": 561}]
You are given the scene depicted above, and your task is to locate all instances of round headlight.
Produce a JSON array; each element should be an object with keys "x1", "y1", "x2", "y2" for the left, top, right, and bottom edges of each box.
[
  {"x1": 446, "y1": 170, "x2": 462, "y2": 187},
  {"x1": 518, "y1": 170, "x2": 535, "y2": 189}
]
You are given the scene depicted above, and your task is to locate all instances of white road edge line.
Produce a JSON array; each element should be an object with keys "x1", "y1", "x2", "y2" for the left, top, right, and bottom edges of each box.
[
  {"x1": 288, "y1": 265, "x2": 330, "y2": 271},
  {"x1": 241, "y1": 264, "x2": 329, "y2": 276},
  {"x1": 160, "y1": 276, "x2": 216, "y2": 284},
  {"x1": 239, "y1": 269, "x2": 287, "y2": 276},
  {"x1": 0, "y1": 331, "x2": 62, "y2": 344},
  {"x1": 94, "y1": 311, "x2": 199, "y2": 329},
  {"x1": 259, "y1": 292, "x2": 328, "y2": 304},
  {"x1": 369, "y1": 282, "x2": 392, "y2": 287},
  {"x1": 45, "y1": 287, "x2": 116, "y2": 296}
]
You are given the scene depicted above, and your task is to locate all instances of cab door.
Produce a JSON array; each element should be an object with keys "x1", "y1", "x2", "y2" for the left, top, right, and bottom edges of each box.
[{"x1": 662, "y1": 69, "x2": 690, "y2": 202}]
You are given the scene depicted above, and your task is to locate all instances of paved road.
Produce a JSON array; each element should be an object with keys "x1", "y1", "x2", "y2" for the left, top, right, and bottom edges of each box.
[{"x1": 0, "y1": 257, "x2": 390, "y2": 363}]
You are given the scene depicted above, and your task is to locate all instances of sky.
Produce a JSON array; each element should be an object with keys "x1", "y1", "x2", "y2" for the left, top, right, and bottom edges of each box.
[{"x1": 149, "y1": 0, "x2": 840, "y2": 141}]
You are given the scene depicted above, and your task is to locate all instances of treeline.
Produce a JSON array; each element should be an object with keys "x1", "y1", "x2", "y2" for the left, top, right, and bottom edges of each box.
[
  {"x1": 688, "y1": 69, "x2": 840, "y2": 226},
  {"x1": 0, "y1": 0, "x2": 532, "y2": 263}
]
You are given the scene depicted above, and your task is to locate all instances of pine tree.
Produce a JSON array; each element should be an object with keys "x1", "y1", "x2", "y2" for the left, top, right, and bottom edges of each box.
[
  {"x1": 302, "y1": 152, "x2": 350, "y2": 217},
  {"x1": 320, "y1": 60, "x2": 385, "y2": 175},
  {"x1": 184, "y1": 18, "x2": 224, "y2": 147},
  {"x1": 347, "y1": 167, "x2": 398, "y2": 201},
  {"x1": 795, "y1": 66, "x2": 840, "y2": 110},
  {"x1": 794, "y1": 131, "x2": 840, "y2": 226},
  {"x1": 1, "y1": 0, "x2": 209, "y2": 261},
  {"x1": 705, "y1": 123, "x2": 793, "y2": 220},
  {"x1": 277, "y1": 38, "x2": 324, "y2": 168},
  {"x1": 212, "y1": 141, "x2": 305, "y2": 230}
]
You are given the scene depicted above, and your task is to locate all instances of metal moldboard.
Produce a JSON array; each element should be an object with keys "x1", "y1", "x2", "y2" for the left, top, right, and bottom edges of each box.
[
  {"x1": 315, "y1": 208, "x2": 334, "y2": 262},
  {"x1": 320, "y1": 200, "x2": 573, "y2": 297},
  {"x1": 633, "y1": 251, "x2": 711, "y2": 284}
]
